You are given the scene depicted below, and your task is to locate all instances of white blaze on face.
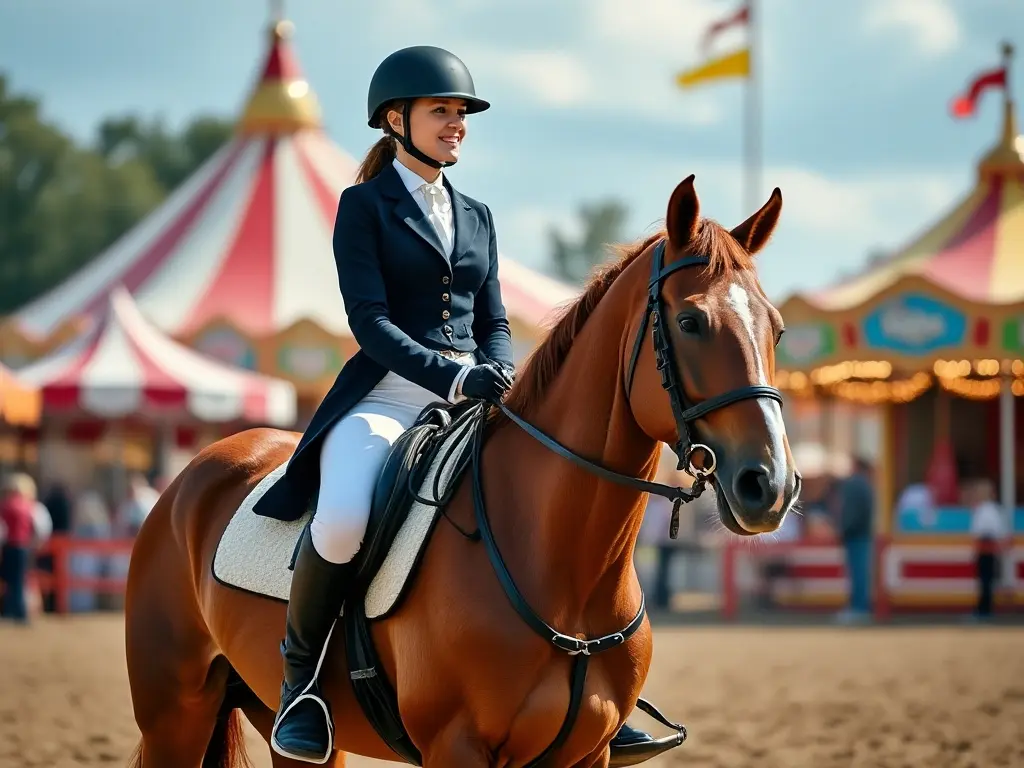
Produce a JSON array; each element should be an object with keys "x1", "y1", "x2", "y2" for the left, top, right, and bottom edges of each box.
[{"x1": 726, "y1": 282, "x2": 788, "y2": 509}]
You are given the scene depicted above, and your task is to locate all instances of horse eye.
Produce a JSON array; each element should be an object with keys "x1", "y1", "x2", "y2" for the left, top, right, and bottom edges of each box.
[
  {"x1": 775, "y1": 327, "x2": 786, "y2": 345},
  {"x1": 678, "y1": 316, "x2": 700, "y2": 334}
]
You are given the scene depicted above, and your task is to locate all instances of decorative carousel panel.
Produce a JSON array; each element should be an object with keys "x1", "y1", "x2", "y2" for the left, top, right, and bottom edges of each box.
[
  {"x1": 192, "y1": 325, "x2": 258, "y2": 371},
  {"x1": 777, "y1": 322, "x2": 837, "y2": 368},
  {"x1": 276, "y1": 341, "x2": 343, "y2": 382},
  {"x1": 861, "y1": 294, "x2": 967, "y2": 356},
  {"x1": 1001, "y1": 315, "x2": 1024, "y2": 353}
]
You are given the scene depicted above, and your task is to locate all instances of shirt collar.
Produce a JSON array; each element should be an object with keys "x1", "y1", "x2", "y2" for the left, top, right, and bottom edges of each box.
[{"x1": 392, "y1": 157, "x2": 445, "y2": 195}]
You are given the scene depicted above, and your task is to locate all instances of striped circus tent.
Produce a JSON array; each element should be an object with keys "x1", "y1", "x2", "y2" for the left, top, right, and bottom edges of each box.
[
  {"x1": 790, "y1": 106, "x2": 1024, "y2": 313},
  {"x1": 15, "y1": 287, "x2": 296, "y2": 426},
  {"x1": 6, "y1": 14, "x2": 579, "y2": 395},
  {"x1": 0, "y1": 362, "x2": 40, "y2": 427}
]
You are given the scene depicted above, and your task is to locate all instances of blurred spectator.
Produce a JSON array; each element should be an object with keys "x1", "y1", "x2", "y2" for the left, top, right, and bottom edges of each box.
[
  {"x1": 36, "y1": 482, "x2": 70, "y2": 612},
  {"x1": 0, "y1": 473, "x2": 50, "y2": 623},
  {"x1": 68, "y1": 488, "x2": 111, "y2": 612},
  {"x1": 835, "y1": 457, "x2": 875, "y2": 624},
  {"x1": 106, "y1": 473, "x2": 160, "y2": 607},
  {"x1": 639, "y1": 495, "x2": 677, "y2": 610},
  {"x1": 115, "y1": 473, "x2": 159, "y2": 537},
  {"x1": 896, "y1": 481, "x2": 935, "y2": 529},
  {"x1": 966, "y1": 478, "x2": 1006, "y2": 621},
  {"x1": 41, "y1": 482, "x2": 72, "y2": 535}
]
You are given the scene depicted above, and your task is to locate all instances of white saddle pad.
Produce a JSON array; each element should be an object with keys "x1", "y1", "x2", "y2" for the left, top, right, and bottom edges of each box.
[{"x1": 212, "y1": 416, "x2": 475, "y2": 619}]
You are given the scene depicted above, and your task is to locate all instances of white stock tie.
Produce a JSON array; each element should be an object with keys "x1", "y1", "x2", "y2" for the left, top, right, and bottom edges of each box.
[{"x1": 421, "y1": 183, "x2": 452, "y2": 255}]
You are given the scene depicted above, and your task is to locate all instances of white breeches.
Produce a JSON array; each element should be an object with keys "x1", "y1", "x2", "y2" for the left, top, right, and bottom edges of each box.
[{"x1": 310, "y1": 355, "x2": 474, "y2": 564}]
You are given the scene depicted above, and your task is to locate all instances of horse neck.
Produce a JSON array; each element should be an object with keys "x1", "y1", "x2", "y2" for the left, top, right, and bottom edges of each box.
[{"x1": 493, "y1": 258, "x2": 660, "y2": 625}]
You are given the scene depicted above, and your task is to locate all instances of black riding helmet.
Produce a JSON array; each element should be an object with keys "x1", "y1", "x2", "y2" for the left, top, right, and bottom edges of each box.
[{"x1": 367, "y1": 46, "x2": 490, "y2": 169}]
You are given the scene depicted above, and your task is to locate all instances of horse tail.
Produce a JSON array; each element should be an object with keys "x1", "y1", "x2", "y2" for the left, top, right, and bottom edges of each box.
[
  {"x1": 202, "y1": 707, "x2": 252, "y2": 768},
  {"x1": 126, "y1": 741, "x2": 142, "y2": 768},
  {"x1": 122, "y1": 695, "x2": 252, "y2": 768},
  {"x1": 202, "y1": 665, "x2": 254, "y2": 768}
]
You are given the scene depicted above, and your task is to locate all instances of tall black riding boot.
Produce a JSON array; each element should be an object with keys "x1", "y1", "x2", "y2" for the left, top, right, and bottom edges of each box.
[{"x1": 271, "y1": 526, "x2": 353, "y2": 764}]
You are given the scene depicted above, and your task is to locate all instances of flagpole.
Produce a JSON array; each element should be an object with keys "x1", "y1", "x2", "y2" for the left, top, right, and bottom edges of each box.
[{"x1": 744, "y1": 0, "x2": 762, "y2": 213}]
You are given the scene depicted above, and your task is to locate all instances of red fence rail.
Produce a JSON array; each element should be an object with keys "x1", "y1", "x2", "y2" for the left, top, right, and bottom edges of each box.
[{"x1": 27, "y1": 534, "x2": 136, "y2": 614}]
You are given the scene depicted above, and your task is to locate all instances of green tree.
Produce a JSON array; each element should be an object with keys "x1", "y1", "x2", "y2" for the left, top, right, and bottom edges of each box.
[
  {"x1": 0, "y1": 73, "x2": 234, "y2": 314},
  {"x1": 549, "y1": 199, "x2": 629, "y2": 284}
]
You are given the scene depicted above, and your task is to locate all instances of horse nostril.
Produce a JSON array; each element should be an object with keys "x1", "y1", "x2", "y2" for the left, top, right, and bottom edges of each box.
[{"x1": 733, "y1": 463, "x2": 773, "y2": 514}]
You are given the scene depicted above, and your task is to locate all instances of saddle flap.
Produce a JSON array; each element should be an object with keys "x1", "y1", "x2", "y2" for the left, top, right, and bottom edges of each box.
[{"x1": 353, "y1": 401, "x2": 478, "y2": 600}]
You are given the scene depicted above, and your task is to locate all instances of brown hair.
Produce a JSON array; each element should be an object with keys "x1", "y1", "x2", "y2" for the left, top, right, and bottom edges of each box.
[
  {"x1": 504, "y1": 220, "x2": 753, "y2": 417},
  {"x1": 356, "y1": 134, "x2": 397, "y2": 184}
]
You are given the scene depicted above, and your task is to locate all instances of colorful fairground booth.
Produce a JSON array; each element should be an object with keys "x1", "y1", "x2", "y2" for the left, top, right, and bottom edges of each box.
[
  {"x1": 0, "y1": 362, "x2": 40, "y2": 469},
  {"x1": 14, "y1": 288, "x2": 297, "y2": 503},
  {"x1": 762, "y1": 77, "x2": 1024, "y2": 615}
]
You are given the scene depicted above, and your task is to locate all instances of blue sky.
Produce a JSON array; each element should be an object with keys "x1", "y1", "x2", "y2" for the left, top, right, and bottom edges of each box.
[{"x1": 1, "y1": 0, "x2": 1020, "y2": 302}]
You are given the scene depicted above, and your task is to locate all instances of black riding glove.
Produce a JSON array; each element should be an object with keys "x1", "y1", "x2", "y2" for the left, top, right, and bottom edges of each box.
[{"x1": 460, "y1": 363, "x2": 513, "y2": 403}]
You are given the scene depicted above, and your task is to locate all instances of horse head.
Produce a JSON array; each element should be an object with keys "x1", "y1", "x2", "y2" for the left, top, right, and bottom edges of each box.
[{"x1": 627, "y1": 174, "x2": 800, "y2": 535}]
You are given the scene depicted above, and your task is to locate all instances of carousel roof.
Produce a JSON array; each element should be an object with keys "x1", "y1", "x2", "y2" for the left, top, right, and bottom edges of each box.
[
  {"x1": 0, "y1": 362, "x2": 40, "y2": 427},
  {"x1": 14, "y1": 287, "x2": 296, "y2": 425},
  {"x1": 11, "y1": 17, "x2": 578, "y2": 342},
  {"x1": 791, "y1": 96, "x2": 1024, "y2": 312}
]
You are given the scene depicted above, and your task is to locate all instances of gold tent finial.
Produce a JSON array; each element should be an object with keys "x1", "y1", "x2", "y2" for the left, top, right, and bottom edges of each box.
[{"x1": 237, "y1": 4, "x2": 322, "y2": 136}]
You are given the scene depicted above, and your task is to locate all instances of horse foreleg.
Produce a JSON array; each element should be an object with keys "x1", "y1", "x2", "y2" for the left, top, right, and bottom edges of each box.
[{"x1": 239, "y1": 699, "x2": 345, "y2": 767}]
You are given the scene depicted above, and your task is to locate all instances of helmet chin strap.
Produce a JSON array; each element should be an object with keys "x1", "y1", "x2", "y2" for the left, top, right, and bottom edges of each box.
[{"x1": 385, "y1": 102, "x2": 457, "y2": 170}]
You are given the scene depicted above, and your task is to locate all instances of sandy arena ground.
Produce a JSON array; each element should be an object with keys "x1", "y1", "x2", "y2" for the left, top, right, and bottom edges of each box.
[{"x1": 0, "y1": 615, "x2": 1021, "y2": 767}]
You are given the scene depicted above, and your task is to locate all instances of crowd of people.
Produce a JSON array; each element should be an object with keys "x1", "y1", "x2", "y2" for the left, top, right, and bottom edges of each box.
[{"x1": 0, "y1": 471, "x2": 160, "y2": 623}]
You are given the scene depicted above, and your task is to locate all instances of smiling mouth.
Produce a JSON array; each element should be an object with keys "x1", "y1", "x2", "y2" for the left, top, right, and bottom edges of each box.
[{"x1": 440, "y1": 137, "x2": 460, "y2": 147}]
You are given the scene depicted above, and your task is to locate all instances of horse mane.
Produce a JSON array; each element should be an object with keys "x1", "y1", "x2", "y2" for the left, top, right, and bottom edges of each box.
[{"x1": 504, "y1": 219, "x2": 753, "y2": 417}]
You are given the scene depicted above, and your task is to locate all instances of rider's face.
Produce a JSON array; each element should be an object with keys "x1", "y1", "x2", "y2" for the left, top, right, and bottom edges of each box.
[{"x1": 387, "y1": 98, "x2": 468, "y2": 169}]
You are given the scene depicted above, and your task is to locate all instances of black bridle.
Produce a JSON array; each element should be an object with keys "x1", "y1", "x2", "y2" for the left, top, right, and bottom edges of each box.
[
  {"x1": 411, "y1": 237, "x2": 786, "y2": 765},
  {"x1": 497, "y1": 238, "x2": 784, "y2": 538}
]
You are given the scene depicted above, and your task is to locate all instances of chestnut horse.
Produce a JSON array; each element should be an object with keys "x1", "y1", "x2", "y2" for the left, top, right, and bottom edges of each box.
[{"x1": 125, "y1": 175, "x2": 799, "y2": 767}]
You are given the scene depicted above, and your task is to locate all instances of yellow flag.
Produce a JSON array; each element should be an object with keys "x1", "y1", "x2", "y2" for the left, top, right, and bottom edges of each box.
[{"x1": 676, "y1": 48, "x2": 750, "y2": 89}]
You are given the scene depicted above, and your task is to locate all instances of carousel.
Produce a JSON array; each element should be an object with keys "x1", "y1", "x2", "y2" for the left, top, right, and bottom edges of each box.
[
  {"x1": 769, "y1": 51, "x2": 1024, "y2": 613},
  {"x1": 0, "y1": 10, "x2": 578, "y2": 422}
]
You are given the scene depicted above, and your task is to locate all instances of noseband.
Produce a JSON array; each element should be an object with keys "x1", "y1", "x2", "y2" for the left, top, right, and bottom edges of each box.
[{"x1": 498, "y1": 237, "x2": 784, "y2": 538}]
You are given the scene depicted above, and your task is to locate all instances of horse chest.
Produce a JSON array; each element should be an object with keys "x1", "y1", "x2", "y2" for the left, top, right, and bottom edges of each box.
[{"x1": 498, "y1": 657, "x2": 627, "y2": 763}]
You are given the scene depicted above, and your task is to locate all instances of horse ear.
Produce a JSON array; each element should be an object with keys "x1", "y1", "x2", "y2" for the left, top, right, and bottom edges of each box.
[
  {"x1": 666, "y1": 174, "x2": 699, "y2": 248},
  {"x1": 731, "y1": 187, "x2": 782, "y2": 255}
]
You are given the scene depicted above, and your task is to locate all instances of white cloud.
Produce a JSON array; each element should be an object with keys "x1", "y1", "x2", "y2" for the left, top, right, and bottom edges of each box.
[
  {"x1": 458, "y1": 0, "x2": 739, "y2": 124},
  {"x1": 589, "y1": 0, "x2": 731, "y2": 52},
  {"x1": 659, "y1": 160, "x2": 962, "y2": 238},
  {"x1": 863, "y1": 0, "x2": 961, "y2": 56},
  {"x1": 477, "y1": 50, "x2": 594, "y2": 107},
  {"x1": 769, "y1": 168, "x2": 962, "y2": 237}
]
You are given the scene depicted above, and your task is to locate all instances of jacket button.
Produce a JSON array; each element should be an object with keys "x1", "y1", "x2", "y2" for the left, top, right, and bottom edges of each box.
[
  {"x1": 443, "y1": 324, "x2": 453, "y2": 334},
  {"x1": 442, "y1": 310, "x2": 451, "y2": 320},
  {"x1": 442, "y1": 293, "x2": 450, "y2": 302},
  {"x1": 442, "y1": 276, "x2": 450, "y2": 285}
]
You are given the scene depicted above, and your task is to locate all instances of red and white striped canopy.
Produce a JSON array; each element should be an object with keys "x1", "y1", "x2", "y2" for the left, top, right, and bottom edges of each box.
[
  {"x1": 15, "y1": 287, "x2": 296, "y2": 425},
  {"x1": 11, "y1": 19, "x2": 579, "y2": 343}
]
